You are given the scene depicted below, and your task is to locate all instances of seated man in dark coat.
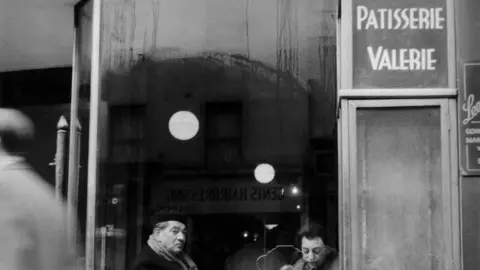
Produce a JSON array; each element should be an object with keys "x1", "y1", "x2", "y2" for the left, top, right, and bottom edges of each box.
[{"x1": 132, "y1": 211, "x2": 198, "y2": 270}]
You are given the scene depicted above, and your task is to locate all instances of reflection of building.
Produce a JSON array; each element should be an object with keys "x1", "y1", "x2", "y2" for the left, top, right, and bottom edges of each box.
[
  {"x1": 101, "y1": 50, "x2": 336, "y2": 266},
  {"x1": 80, "y1": 0, "x2": 337, "y2": 268},
  {"x1": 71, "y1": 1, "x2": 340, "y2": 269}
]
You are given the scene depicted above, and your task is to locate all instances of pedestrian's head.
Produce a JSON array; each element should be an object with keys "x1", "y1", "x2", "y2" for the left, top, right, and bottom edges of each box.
[
  {"x1": 151, "y1": 211, "x2": 189, "y2": 255},
  {"x1": 0, "y1": 109, "x2": 34, "y2": 156},
  {"x1": 297, "y1": 222, "x2": 328, "y2": 265}
]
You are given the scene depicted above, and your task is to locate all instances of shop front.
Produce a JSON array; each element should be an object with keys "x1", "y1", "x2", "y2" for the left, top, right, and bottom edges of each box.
[
  {"x1": 338, "y1": 0, "x2": 461, "y2": 269},
  {"x1": 69, "y1": 0, "x2": 480, "y2": 269}
]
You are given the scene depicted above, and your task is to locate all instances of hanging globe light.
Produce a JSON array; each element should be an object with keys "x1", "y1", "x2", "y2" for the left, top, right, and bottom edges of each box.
[
  {"x1": 254, "y1": 163, "x2": 275, "y2": 184},
  {"x1": 168, "y1": 111, "x2": 199, "y2": 140}
]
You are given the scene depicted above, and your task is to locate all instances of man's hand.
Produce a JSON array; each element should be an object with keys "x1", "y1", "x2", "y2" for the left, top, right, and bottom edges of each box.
[{"x1": 280, "y1": 264, "x2": 294, "y2": 270}]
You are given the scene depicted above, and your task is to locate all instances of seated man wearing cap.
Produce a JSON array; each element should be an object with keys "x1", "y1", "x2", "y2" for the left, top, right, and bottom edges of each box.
[{"x1": 132, "y1": 211, "x2": 198, "y2": 270}]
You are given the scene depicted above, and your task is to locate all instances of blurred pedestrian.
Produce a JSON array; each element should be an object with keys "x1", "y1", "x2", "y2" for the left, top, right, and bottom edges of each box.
[{"x1": 0, "y1": 109, "x2": 79, "y2": 270}]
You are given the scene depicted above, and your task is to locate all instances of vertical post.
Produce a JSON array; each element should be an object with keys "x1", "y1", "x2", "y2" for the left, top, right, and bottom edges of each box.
[
  {"x1": 262, "y1": 217, "x2": 267, "y2": 261},
  {"x1": 136, "y1": 176, "x2": 144, "y2": 254},
  {"x1": 75, "y1": 119, "x2": 82, "y2": 205},
  {"x1": 68, "y1": 2, "x2": 81, "y2": 251},
  {"x1": 68, "y1": 117, "x2": 82, "y2": 247},
  {"x1": 86, "y1": 0, "x2": 103, "y2": 268},
  {"x1": 55, "y1": 116, "x2": 69, "y2": 200},
  {"x1": 99, "y1": 226, "x2": 107, "y2": 270},
  {"x1": 245, "y1": 0, "x2": 250, "y2": 58}
]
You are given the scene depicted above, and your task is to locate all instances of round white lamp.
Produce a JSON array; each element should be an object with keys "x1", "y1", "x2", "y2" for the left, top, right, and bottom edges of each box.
[
  {"x1": 254, "y1": 163, "x2": 275, "y2": 184},
  {"x1": 168, "y1": 111, "x2": 199, "y2": 140}
]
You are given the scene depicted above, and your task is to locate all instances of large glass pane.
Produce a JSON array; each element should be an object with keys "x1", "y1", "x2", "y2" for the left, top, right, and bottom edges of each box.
[
  {"x1": 356, "y1": 108, "x2": 443, "y2": 269},
  {"x1": 89, "y1": 0, "x2": 338, "y2": 269}
]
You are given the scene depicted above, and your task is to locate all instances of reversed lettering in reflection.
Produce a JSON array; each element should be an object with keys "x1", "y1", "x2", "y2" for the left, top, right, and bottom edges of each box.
[{"x1": 167, "y1": 186, "x2": 285, "y2": 203}]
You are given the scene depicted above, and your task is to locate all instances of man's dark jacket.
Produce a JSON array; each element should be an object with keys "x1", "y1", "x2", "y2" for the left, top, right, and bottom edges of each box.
[{"x1": 132, "y1": 245, "x2": 191, "y2": 270}]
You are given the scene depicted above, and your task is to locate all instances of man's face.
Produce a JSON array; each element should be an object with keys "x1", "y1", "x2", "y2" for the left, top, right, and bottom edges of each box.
[
  {"x1": 301, "y1": 236, "x2": 327, "y2": 265},
  {"x1": 154, "y1": 221, "x2": 187, "y2": 254}
]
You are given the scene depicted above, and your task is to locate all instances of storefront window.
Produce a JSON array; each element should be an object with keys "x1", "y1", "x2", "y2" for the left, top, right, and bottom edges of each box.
[{"x1": 79, "y1": 0, "x2": 338, "y2": 269}]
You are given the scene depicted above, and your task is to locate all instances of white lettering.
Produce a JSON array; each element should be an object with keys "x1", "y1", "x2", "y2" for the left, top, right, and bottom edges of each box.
[
  {"x1": 367, "y1": 46, "x2": 436, "y2": 71},
  {"x1": 378, "y1": 9, "x2": 387, "y2": 29},
  {"x1": 379, "y1": 49, "x2": 392, "y2": 70},
  {"x1": 357, "y1": 6, "x2": 369, "y2": 30},
  {"x1": 426, "y1": 49, "x2": 436, "y2": 70},
  {"x1": 466, "y1": 128, "x2": 480, "y2": 135},
  {"x1": 387, "y1": 9, "x2": 393, "y2": 29},
  {"x1": 466, "y1": 137, "x2": 480, "y2": 144},
  {"x1": 356, "y1": 6, "x2": 445, "y2": 30},
  {"x1": 463, "y1": 94, "x2": 480, "y2": 125},
  {"x1": 393, "y1": 9, "x2": 402, "y2": 29},
  {"x1": 435, "y1": 8, "x2": 445, "y2": 29},
  {"x1": 401, "y1": 9, "x2": 409, "y2": 29},
  {"x1": 410, "y1": 8, "x2": 418, "y2": 29},
  {"x1": 367, "y1": 46, "x2": 383, "y2": 70},
  {"x1": 419, "y1": 8, "x2": 430, "y2": 29},
  {"x1": 366, "y1": 10, "x2": 379, "y2": 29}
]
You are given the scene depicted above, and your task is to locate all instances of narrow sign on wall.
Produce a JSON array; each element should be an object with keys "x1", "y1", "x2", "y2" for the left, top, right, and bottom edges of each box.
[{"x1": 460, "y1": 63, "x2": 480, "y2": 175}]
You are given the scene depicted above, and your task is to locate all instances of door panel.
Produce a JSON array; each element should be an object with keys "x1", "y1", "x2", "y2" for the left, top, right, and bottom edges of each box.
[
  {"x1": 340, "y1": 99, "x2": 460, "y2": 270},
  {"x1": 356, "y1": 107, "x2": 443, "y2": 269}
]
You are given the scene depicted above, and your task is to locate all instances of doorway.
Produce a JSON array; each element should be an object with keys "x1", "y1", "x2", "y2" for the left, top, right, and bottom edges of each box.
[{"x1": 338, "y1": 98, "x2": 460, "y2": 270}]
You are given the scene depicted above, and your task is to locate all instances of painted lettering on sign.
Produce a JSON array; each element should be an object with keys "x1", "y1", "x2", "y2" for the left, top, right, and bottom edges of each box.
[
  {"x1": 460, "y1": 64, "x2": 480, "y2": 174},
  {"x1": 356, "y1": 6, "x2": 445, "y2": 30},
  {"x1": 356, "y1": 5, "x2": 446, "y2": 72},
  {"x1": 461, "y1": 95, "x2": 480, "y2": 145},
  {"x1": 462, "y1": 94, "x2": 480, "y2": 125},
  {"x1": 367, "y1": 47, "x2": 436, "y2": 71}
]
